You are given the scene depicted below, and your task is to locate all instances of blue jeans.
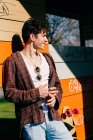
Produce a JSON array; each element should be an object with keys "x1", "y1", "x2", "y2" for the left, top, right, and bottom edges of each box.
[{"x1": 22, "y1": 112, "x2": 73, "y2": 140}]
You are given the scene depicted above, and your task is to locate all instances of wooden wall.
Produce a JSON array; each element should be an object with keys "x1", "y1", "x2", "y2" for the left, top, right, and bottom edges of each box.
[
  {"x1": 0, "y1": 0, "x2": 46, "y2": 86},
  {"x1": 0, "y1": 0, "x2": 93, "y2": 139}
]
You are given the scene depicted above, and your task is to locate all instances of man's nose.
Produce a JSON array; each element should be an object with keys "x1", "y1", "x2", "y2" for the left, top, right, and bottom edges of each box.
[{"x1": 45, "y1": 37, "x2": 48, "y2": 44}]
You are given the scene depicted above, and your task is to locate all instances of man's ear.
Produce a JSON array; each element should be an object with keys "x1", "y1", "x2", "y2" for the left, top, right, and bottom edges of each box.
[{"x1": 30, "y1": 34, "x2": 35, "y2": 41}]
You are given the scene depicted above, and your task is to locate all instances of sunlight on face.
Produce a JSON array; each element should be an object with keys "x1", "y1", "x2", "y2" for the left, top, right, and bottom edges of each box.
[{"x1": 33, "y1": 31, "x2": 48, "y2": 50}]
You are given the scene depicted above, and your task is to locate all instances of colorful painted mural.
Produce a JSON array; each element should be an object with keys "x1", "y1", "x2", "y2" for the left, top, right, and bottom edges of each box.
[{"x1": 0, "y1": 0, "x2": 93, "y2": 139}]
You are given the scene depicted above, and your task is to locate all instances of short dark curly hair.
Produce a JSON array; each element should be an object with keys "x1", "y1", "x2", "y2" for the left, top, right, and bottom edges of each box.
[{"x1": 22, "y1": 18, "x2": 48, "y2": 44}]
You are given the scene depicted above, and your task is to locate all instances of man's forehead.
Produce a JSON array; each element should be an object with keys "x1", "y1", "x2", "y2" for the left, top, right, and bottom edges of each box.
[{"x1": 40, "y1": 30, "x2": 47, "y2": 35}]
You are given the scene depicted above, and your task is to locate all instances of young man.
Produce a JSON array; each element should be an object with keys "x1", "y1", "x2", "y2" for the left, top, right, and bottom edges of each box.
[{"x1": 2, "y1": 18, "x2": 73, "y2": 140}]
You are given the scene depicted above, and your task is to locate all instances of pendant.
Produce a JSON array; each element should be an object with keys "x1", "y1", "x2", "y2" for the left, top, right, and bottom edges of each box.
[
  {"x1": 34, "y1": 66, "x2": 42, "y2": 81},
  {"x1": 35, "y1": 51, "x2": 39, "y2": 56},
  {"x1": 34, "y1": 66, "x2": 40, "y2": 73},
  {"x1": 36, "y1": 74, "x2": 42, "y2": 81}
]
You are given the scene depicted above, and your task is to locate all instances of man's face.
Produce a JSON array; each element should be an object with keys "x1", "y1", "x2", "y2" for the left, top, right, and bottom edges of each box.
[{"x1": 33, "y1": 31, "x2": 48, "y2": 50}]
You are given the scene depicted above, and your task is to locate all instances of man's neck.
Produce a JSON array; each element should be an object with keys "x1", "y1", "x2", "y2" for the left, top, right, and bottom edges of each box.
[{"x1": 22, "y1": 43, "x2": 37, "y2": 58}]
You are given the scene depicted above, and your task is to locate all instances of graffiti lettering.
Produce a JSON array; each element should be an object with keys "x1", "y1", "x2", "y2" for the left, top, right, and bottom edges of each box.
[
  {"x1": 69, "y1": 79, "x2": 82, "y2": 93},
  {"x1": 73, "y1": 115, "x2": 84, "y2": 126},
  {"x1": 0, "y1": 0, "x2": 14, "y2": 17},
  {"x1": 65, "y1": 47, "x2": 93, "y2": 61},
  {"x1": 0, "y1": 0, "x2": 9, "y2": 16}
]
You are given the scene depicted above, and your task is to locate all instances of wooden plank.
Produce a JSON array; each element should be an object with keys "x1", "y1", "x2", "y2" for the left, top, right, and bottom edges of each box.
[
  {"x1": 0, "y1": 0, "x2": 30, "y2": 21},
  {"x1": 0, "y1": 30, "x2": 22, "y2": 41},
  {"x1": 0, "y1": 0, "x2": 45, "y2": 21},
  {"x1": 0, "y1": 0, "x2": 46, "y2": 43},
  {"x1": 0, "y1": 19, "x2": 24, "y2": 33}
]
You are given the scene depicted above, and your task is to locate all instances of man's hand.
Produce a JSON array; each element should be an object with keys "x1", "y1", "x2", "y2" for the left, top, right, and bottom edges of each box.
[
  {"x1": 39, "y1": 84, "x2": 48, "y2": 99},
  {"x1": 46, "y1": 87, "x2": 58, "y2": 107}
]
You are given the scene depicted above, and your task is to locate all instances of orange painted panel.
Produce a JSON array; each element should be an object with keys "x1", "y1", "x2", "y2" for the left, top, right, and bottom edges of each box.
[
  {"x1": 59, "y1": 106, "x2": 93, "y2": 139},
  {"x1": 38, "y1": 43, "x2": 49, "y2": 53},
  {"x1": 60, "y1": 106, "x2": 93, "y2": 139},
  {"x1": 72, "y1": 108, "x2": 91, "y2": 126},
  {"x1": 72, "y1": 106, "x2": 93, "y2": 127},
  {"x1": 76, "y1": 121, "x2": 93, "y2": 140},
  {"x1": 76, "y1": 125, "x2": 85, "y2": 140},
  {"x1": 0, "y1": 42, "x2": 49, "y2": 64},
  {"x1": 0, "y1": 41, "x2": 93, "y2": 139},
  {"x1": 58, "y1": 94, "x2": 83, "y2": 115},
  {"x1": 0, "y1": 42, "x2": 49, "y2": 86},
  {"x1": 60, "y1": 78, "x2": 82, "y2": 97},
  {"x1": 60, "y1": 76, "x2": 93, "y2": 97},
  {"x1": 68, "y1": 109, "x2": 84, "y2": 127},
  {"x1": 0, "y1": 65, "x2": 2, "y2": 86},
  {"x1": 58, "y1": 92, "x2": 93, "y2": 115},
  {"x1": 0, "y1": 42, "x2": 12, "y2": 64}
]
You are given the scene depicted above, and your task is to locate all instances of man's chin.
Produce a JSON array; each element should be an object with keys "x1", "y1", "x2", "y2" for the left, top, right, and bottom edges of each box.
[
  {"x1": 38, "y1": 48, "x2": 44, "y2": 50},
  {"x1": 37, "y1": 47, "x2": 44, "y2": 50},
  {"x1": 37, "y1": 44, "x2": 46, "y2": 50},
  {"x1": 40, "y1": 45, "x2": 44, "y2": 50}
]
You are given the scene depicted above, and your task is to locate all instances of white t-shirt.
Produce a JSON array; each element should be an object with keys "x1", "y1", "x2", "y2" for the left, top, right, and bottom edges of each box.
[{"x1": 20, "y1": 52, "x2": 49, "y2": 112}]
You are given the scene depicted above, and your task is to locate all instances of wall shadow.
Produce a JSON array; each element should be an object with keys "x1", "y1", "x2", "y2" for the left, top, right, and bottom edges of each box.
[
  {"x1": 0, "y1": 119, "x2": 20, "y2": 140},
  {"x1": 19, "y1": 0, "x2": 45, "y2": 20},
  {"x1": 1, "y1": 34, "x2": 23, "y2": 139},
  {"x1": 12, "y1": 34, "x2": 24, "y2": 53}
]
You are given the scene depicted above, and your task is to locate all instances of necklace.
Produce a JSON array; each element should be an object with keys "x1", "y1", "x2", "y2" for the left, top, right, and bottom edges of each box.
[{"x1": 21, "y1": 51, "x2": 42, "y2": 81}]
